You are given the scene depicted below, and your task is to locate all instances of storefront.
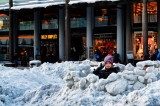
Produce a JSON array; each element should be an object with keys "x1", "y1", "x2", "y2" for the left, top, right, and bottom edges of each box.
[
  {"x1": 18, "y1": 11, "x2": 34, "y2": 65},
  {"x1": 41, "y1": 9, "x2": 59, "y2": 63},
  {"x1": 70, "y1": 7, "x2": 87, "y2": 60},
  {"x1": 133, "y1": 2, "x2": 157, "y2": 59},
  {"x1": 0, "y1": 13, "x2": 9, "y2": 61},
  {"x1": 93, "y1": 6, "x2": 117, "y2": 60},
  {"x1": 40, "y1": 34, "x2": 59, "y2": 63},
  {"x1": 133, "y1": 31, "x2": 157, "y2": 59}
]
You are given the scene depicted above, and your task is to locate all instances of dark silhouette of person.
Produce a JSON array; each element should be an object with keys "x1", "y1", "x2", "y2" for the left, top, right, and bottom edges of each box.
[
  {"x1": 71, "y1": 47, "x2": 79, "y2": 61},
  {"x1": 151, "y1": 49, "x2": 159, "y2": 60},
  {"x1": 112, "y1": 50, "x2": 121, "y2": 63},
  {"x1": 143, "y1": 46, "x2": 150, "y2": 60},
  {"x1": 14, "y1": 50, "x2": 18, "y2": 67}
]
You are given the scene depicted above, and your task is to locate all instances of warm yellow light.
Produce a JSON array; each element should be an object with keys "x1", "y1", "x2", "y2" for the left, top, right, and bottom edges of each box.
[{"x1": 18, "y1": 36, "x2": 34, "y2": 38}]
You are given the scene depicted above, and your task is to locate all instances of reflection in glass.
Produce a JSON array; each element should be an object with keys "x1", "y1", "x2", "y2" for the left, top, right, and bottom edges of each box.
[
  {"x1": 70, "y1": 17, "x2": 86, "y2": 28},
  {"x1": 95, "y1": 16, "x2": 108, "y2": 27},
  {"x1": 0, "y1": 37, "x2": 9, "y2": 60},
  {"x1": 0, "y1": 14, "x2": 9, "y2": 31},
  {"x1": 133, "y1": 2, "x2": 157, "y2": 23}
]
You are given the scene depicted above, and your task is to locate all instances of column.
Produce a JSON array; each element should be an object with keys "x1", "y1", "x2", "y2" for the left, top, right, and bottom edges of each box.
[
  {"x1": 65, "y1": 0, "x2": 71, "y2": 61},
  {"x1": 126, "y1": 3, "x2": 133, "y2": 62},
  {"x1": 86, "y1": 7, "x2": 93, "y2": 59},
  {"x1": 9, "y1": 0, "x2": 13, "y2": 62},
  {"x1": 34, "y1": 10, "x2": 41, "y2": 60},
  {"x1": 13, "y1": 12, "x2": 18, "y2": 52},
  {"x1": 59, "y1": 8, "x2": 65, "y2": 60},
  {"x1": 142, "y1": 0, "x2": 148, "y2": 55},
  {"x1": 157, "y1": 1, "x2": 160, "y2": 49},
  {"x1": 117, "y1": 4, "x2": 124, "y2": 62}
]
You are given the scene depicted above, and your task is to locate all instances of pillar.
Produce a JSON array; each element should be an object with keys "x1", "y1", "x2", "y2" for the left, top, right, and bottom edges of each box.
[
  {"x1": 117, "y1": 4, "x2": 124, "y2": 62},
  {"x1": 59, "y1": 8, "x2": 65, "y2": 60},
  {"x1": 157, "y1": 1, "x2": 160, "y2": 49},
  {"x1": 142, "y1": 0, "x2": 148, "y2": 55},
  {"x1": 9, "y1": 0, "x2": 13, "y2": 62},
  {"x1": 126, "y1": 3, "x2": 133, "y2": 62},
  {"x1": 13, "y1": 12, "x2": 18, "y2": 52},
  {"x1": 34, "y1": 10, "x2": 41, "y2": 59},
  {"x1": 86, "y1": 7, "x2": 94, "y2": 59},
  {"x1": 65, "y1": 0, "x2": 71, "y2": 61}
]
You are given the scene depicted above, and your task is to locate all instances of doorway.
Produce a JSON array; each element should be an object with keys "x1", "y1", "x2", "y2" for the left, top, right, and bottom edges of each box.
[
  {"x1": 40, "y1": 40, "x2": 59, "y2": 63},
  {"x1": 71, "y1": 37, "x2": 86, "y2": 60}
]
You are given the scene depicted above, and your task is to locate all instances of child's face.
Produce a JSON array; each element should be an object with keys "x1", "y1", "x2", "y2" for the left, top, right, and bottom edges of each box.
[{"x1": 105, "y1": 62, "x2": 112, "y2": 69}]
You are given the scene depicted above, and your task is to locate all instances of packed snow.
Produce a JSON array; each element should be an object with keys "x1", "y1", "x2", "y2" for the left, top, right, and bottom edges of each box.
[{"x1": 0, "y1": 60, "x2": 160, "y2": 106}]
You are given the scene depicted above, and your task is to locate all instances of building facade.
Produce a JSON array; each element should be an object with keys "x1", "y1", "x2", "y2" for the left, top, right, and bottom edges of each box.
[{"x1": 0, "y1": 0, "x2": 158, "y2": 64}]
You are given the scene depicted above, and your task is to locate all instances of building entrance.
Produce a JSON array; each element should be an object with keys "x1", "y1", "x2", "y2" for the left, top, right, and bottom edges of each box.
[
  {"x1": 71, "y1": 37, "x2": 86, "y2": 61},
  {"x1": 40, "y1": 40, "x2": 59, "y2": 63}
]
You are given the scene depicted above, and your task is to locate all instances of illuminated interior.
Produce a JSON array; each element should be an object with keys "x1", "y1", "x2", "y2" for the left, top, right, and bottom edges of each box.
[
  {"x1": 133, "y1": 32, "x2": 157, "y2": 59},
  {"x1": 94, "y1": 38, "x2": 117, "y2": 59},
  {"x1": 133, "y1": 2, "x2": 157, "y2": 23}
]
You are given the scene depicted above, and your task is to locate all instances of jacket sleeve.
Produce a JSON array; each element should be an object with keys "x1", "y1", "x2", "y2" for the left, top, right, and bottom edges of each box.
[
  {"x1": 156, "y1": 53, "x2": 160, "y2": 60},
  {"x1": 113, "y1": 66, "x2": 120, "y2": 73},
  {"x1": 93, "y1": 63, "x2": 104, "y2": 75}
]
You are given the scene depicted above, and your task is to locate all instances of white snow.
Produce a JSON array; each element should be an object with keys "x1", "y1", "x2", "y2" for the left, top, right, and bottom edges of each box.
[
  {"x1": 10, "y1": 0, "x2": 119, "y2": 10},
  {"x1": 0, "y1": 61, "x2": 160, "y2": 106}
]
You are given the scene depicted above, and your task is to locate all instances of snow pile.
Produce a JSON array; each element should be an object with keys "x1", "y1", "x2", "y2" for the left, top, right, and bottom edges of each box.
[
  {"x1": 64, "y1": 64, "x2": 92, "y2": 89},
  {"x1": 81, "y1": 60, "x2": 100, "y2": 66},
  {"x1": 136, "y1": 60, "x2": 160, "y2": 68},
  {"x1": 0, "y1": 64, "x2": 55, "y2": 106},
  {"x1": 0, "y1": 60, "x2": 160, "y2": 106},
  {"x1": 65, "y1": 62, "x2": 160, "y2": 96},
  {"x1": 118, "y1": 80, "x2": 160, "y2": 106},
  {"x1": 114, "y1": 63, "x2": 125, "y2": 71}
]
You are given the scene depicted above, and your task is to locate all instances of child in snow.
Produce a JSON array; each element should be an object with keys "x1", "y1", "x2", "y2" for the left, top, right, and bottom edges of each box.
[{"x1": 93, "y1": 56, "x2": 120, "y2": 79}]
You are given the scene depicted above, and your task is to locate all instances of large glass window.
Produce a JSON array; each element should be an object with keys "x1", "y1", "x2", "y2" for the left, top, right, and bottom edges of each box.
[
  {"x1": 18, "y1": 12, "x2": 34, "y2": 30},
  {"x1": 42, "y1": 19, "x2": 58, "y2": 29},
  {"x1": 42, "y1": 13, "x2": 58, "y2": 29},
  {"x1": 133, "y1": 32, "x2": 157, "y2": 59},
  {"x1": 133, "y1": 2, "x2": 157, "y2": 23},
  {"x1": 94, "y1": 35, "x2": 117, "y2": 60},
  {"x1": 19, "y1": 21, "x2": 34, "y2": 30},
  {"x1": 70, "y1": 8, "x2": 86, "y2": 28},
  {"x1": 70, "y1": 17, "x2": 86, "y2": 28},
  {"x1": 95, "y1": 16, "x2": 108, "y2": 27},
  {"x1": 94, "y1": 7, "x2": 117, "y2": 27},
  {"x1": 0, "y1": 36, "x2": 9, "y2": 60},
  {"x1": 0, "y1": 14, "x2": 9, "y2": 31},
  {"x1": 18, "y1": 35, "x2": 34, "y2": 61}
]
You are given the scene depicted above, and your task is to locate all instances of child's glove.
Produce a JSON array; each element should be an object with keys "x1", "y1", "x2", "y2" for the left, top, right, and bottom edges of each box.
[{"x1": 100, "y1": 62, "x2": 105, "y2": 68}]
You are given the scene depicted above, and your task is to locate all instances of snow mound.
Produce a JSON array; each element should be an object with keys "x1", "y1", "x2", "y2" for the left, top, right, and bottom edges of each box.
[
  {"x1": 15, "y1": 84, "x2": 61, "y2": 106},
  {"x1": 65, "y1": 61, "x2": 160, "y2": 95},
  {"x1": 119, "y1": 80, "x2": 160, "y2": 106},
  {"x1": 0, "y1": 60, "x2": 160, "y2": 106},
  {"x1": 136, "y1": 60, "x2": 160, "y2": 68}
]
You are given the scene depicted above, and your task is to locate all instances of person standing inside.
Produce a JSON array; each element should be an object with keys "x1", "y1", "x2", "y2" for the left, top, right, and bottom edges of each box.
[
  {"x1": 35, "y1": 49, "x2": 40, "y2": 60},
  {"x1": 151, "y1": 49, "x2": 159, "y2": 60},
  {"x1": 112, "y1": 50, "x2": 121, "y2": 63},
  {"x1": 14, "y1": 50, "x2": 18, "y2": 67}
]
